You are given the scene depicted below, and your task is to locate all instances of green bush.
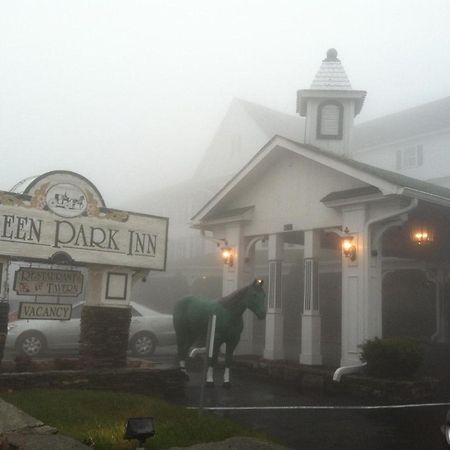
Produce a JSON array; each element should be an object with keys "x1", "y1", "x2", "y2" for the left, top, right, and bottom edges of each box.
[{"x1": 359, "y1": 337, "x2": 423, "y2": 379}]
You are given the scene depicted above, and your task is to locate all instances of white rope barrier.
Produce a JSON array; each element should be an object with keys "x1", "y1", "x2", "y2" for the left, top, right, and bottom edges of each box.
[{"x1": 188, "y1": 402, "x2": 450, "y2": 411}]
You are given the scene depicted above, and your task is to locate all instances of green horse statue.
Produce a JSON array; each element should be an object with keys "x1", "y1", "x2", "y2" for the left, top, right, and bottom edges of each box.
[{"x1": 173, "y1": 279, "x2": 266, "y2": 387}]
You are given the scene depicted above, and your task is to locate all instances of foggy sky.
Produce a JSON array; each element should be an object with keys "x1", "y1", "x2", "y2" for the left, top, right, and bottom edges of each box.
[{"x1": 1, "y1": 0, "x2": 450, "y2": 210}]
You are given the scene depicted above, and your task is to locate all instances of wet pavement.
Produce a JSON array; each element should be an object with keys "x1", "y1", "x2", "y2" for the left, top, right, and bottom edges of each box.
[{"x1": 154, "y1": 352, "x2": 450, "y2": 450}]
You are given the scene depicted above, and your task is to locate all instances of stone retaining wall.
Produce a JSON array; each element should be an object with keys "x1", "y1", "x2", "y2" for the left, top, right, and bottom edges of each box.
[
  {"x1": 0, "y1": 366, "x2": 185, "y2": 399},
  {"x1": 234, "y1": 356, "x2": 440, "y2": 402}
]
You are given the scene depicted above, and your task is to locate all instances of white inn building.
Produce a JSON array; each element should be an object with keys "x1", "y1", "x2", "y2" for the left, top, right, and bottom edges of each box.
[{"x1": 140, "y1": 49, "x2": 450, "y2": 368}]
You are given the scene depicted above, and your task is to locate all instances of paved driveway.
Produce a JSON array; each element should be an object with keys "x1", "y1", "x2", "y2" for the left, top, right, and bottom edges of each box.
[{"x1": 153, "y1": 353, "x2": 450, "y2": 450}]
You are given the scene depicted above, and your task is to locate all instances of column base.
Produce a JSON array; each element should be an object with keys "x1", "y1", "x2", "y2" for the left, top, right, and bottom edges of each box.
[
  {"x1": 264, "y1": 348, "x2": 284, "y2": 360},
  {"x1": 300, "y1": 313, "x2": 322, "y2": 366},
  {"x1": 263, "y1": 311, "x2": 284, "y2": 360},
  {"x1": 299, "y1": 353, "x2": 323, "y2": 365}
]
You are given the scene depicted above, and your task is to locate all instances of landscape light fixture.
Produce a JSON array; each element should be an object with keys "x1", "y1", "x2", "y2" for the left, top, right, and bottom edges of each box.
[
  {"x1": 342, "y1": 237, "x2": 356, "y2": 261},
  {"x1": 124, "y1": 417, "x2": 155, "y2": 450},
  {"x1": 221, "y1": 246, "x2": 234, "y2": 267}
]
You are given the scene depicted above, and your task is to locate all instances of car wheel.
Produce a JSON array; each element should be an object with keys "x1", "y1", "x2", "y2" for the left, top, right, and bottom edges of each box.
[
  {"x1": 16, "y1": 332, "x2": 47, "y2": 357},
  {"x1": 130, "y1": 332, "x2": 157, "y2": 357}
]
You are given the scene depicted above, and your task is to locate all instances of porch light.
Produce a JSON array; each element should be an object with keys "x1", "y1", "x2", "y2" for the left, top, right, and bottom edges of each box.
[
  {"x1": 411, "y1": 224, "x2": 434, "y2": 246},
  {"x1": 342, "y1": 237, "x2": 356, "y2": 261},
  {"x1": 221, "y1": 247, "x2": 234, "y2": 267}
]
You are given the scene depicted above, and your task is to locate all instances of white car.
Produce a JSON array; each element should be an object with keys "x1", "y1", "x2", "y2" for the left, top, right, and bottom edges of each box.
[{"x1": 6, "y1": 301, "x2": 175, "y2": 358}]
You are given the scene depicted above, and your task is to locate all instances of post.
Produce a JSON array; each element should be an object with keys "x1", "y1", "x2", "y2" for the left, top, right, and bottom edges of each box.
[{"x1": 199, "y1": 314, "x2": 216, "y2": 414}]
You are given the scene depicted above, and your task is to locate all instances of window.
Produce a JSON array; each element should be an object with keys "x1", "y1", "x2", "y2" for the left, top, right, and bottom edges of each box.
[
  {"x1": 317, "y1": 101, "x2": 343, "y2": 139},
  {"x1": 396, "y1": 145, "x2": 423, "y2": 170}
]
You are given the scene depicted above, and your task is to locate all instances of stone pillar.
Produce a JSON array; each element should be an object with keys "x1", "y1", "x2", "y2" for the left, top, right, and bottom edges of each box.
[
  {"x1": 263, "y1": 234, "x2": 284, "y2": 360},
  {"x1": 79, "y1": 305, "x2": 131, "y2": 369},
  {"x1": 300, "y1": 230, "x2": 322, "y2": 365},
  {"x1": 79, "y1": 266, "x2": 133, "y2": 369}
]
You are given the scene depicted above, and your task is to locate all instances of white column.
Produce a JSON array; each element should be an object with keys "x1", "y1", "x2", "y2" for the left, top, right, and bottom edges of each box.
[
  {"x1": 366, "y1": 224, "x2": 383, "y2": 342},
  {"x1": 429, "y1": 269, "x2": 449, "y2": 343},
  {"x1": 220, "y1": 224, "x2": 256, "y2": 355},
  {"x1": 437, "y1": 272, "x2": 449, "y2": 344},
  {"x1": 263, "y1": 234, "x2": 284, "y2": 360},
  {"x1": 236, "y1": 242, "x2": 257, "y2": 354},
  {"x1": 300, "y1": 230, "x2": 323, "y2": 365},
  {"x1": 340, "y1": 205, "x2": 384, "y2": 366}
]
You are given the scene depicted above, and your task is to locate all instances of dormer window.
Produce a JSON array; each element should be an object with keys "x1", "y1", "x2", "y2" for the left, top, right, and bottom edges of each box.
[
  {"x1": 396, "y1": 144, "x2": 424, "y2": 170},
  {"x1": 317, "y1": 101, "x2": 343, "y2": 139}
]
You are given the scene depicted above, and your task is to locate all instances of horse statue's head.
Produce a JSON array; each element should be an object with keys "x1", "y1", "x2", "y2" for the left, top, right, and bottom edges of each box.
[
  {"x1": 218, "y1": 279, "x2": 266, "y2": 319},
  {"x1": 245, "y1": 279, "x2": 266, "y2": 320}
]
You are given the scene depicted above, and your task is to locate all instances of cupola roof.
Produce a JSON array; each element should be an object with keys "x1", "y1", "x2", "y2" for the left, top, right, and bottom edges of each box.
[{"x1": 310, "y1": 48, "x2": 352, "y2": 90}]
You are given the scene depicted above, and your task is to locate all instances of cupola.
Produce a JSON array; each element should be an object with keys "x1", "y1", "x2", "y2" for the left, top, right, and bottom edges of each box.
[{"x1": 297, "y1": 49, "x2": 366, "y2": 156}]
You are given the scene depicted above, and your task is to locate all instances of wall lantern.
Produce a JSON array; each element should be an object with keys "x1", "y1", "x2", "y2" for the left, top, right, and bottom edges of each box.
[
  {"x1": 411, "y1": 224, "x2": 434, "y2": 246},
  {"x1": 342, "y1": 237, "x2": 356, "y2": 261},
  {"x1": 221, "y1": 246, "x2": 234, "y2": 267}
]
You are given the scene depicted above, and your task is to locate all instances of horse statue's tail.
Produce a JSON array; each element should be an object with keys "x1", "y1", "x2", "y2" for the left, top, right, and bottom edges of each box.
[{"x1": 173, "y1": 296, "x2": 191, "y2": 336}]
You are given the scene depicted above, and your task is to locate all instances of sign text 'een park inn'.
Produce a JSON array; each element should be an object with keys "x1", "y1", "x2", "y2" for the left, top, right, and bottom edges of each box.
[{"x1": 0, "y1": 171, "x2": 168, "y2": 270}]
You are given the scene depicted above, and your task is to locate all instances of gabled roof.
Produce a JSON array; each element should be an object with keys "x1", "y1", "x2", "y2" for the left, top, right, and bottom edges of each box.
[
  {"x1": 238, "y1": 99, "x2": 305, "y2": 142},
  {"x1": 192, "y1": 136, "x2": 450, "y2": 224},
  {"x1": 333, "y1": 153, "x2": 450, "y2": 201},
  {"x1": 353, "y1": 96, "x2": 450, "y2": 150}
]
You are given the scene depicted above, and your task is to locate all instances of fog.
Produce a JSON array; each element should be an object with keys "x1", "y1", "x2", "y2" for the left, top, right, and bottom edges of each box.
[{"x1": 1, "y1": 0, "x2": 450, "y2": 210}]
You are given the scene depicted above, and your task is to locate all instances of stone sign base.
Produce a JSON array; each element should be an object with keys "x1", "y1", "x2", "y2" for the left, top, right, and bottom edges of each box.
[{"x1": 79, "y1": 305, "x2": 131, "y2": 369}]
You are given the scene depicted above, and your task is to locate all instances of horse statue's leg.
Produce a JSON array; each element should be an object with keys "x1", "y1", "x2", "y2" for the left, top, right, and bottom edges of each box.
[
  {"x1": 177, "y1": 334, "x2": 193, "y2": 380},
  {"x1": 205, "y1": 340, "x2": 222, "y2": 387},
  {"x1": 174, "y1": 299, "x2": 195, "y2": 381},
  {"x1": 223, "y1": 336, "x2": 240, "y2": 389}
]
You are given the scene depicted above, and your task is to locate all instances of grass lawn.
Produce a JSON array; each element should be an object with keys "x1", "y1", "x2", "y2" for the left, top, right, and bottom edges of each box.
[{"x1": 1, "y1": 389, "x2": 275, "y2": 449}]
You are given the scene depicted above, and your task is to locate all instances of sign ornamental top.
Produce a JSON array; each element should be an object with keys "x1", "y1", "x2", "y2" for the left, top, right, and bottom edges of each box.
[
  {"x1": 46, "y1": 183, "x2": 88, "y2": 218},
  {"x1": 0, "y1": 171, "x2": 168, "y2": 270}
]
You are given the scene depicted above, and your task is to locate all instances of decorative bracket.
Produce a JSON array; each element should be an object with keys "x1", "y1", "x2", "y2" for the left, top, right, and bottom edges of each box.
[{"x1": 245, "y1": 235, "x2": 267, "y2": 262}]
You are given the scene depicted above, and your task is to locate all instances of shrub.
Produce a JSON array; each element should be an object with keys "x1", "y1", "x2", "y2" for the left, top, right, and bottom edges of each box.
[{"x1": 359, "y1": 337, "x2": 423, "y2": 379}]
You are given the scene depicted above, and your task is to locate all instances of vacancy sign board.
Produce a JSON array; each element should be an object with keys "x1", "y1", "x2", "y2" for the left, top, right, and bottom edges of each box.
[
  {"x1": 0, "y1": 171, "x2": 168, "y2": 270},
  {"x1": 14, "y1": 268, "x2": 84, "y2": 297},
  {"x1": 18, "y1": 302, "x2": 72, "y2": 320}
]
